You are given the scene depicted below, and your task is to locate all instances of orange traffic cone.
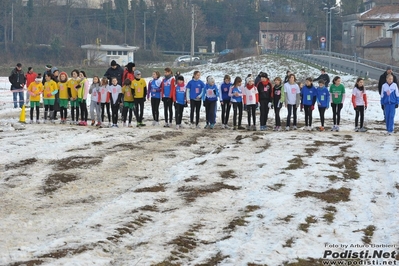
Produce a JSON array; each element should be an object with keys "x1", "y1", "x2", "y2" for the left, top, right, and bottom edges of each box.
[{"x1": 19, "y1": 105, "x2": 26, "y2": 123}]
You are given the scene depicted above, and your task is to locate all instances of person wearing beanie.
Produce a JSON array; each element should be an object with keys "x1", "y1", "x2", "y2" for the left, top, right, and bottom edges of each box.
[
  {"x1": 147, "y1": 71, "x2": 162, "y2": 126},
  {"x1": 67, "y1": 69, "x2": 80, "y2": 125},
  {"x1": 161, "y1": 67, "x2": 176, "y2": 127},
  {"x1": 25, "y1": 66, "x2": 38, "y2": 105},
  {"x1": 243, "y1": 76, "x2": 259, "y2": 131},
  {"x1": 58, "y1": 71, "x2": 70, "y2": 124},
  {"x1": 104, "y1": 60, "x2": 124, "y2": 85},
  {"x1": 132, "y1": 70, "x2": 147, "y2": 127},
  {"x1": 9, "y1": 63, "x2": 26, "y2": 108},
  {"x1": 122, "y1": 62, "x2": 135, "y2": 84},
  {"x1": 171, "y1": 75, "x2": 187, "y2": 129},
  {"x1": 219, "y1": 74, "x2": 232, "y2": 129},
  {"x1": 27, "y1": 74, "x2": 43, "y2": 123},
  {"x1": 257, "y1": 72, "x2": 273, "y2": 130},
  {"x1": 201, "y1": 75, "x2": 219, "y2": 129}
]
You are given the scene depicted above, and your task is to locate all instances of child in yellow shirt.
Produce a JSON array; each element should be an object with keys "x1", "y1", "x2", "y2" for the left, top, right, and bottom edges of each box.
[
  {"x1": 58, "y1": 72, "x2": 69, "y2": 124},
  {"x1": 121, "y1": 78, "x2": 135, "y2": 127},
  {"x1": 131, "y1": 70, "x2": 147, "y2": 127},
  {"x1": 43, "y1": 73, "x2": 58, "y2": 123},
  {"x1": 28, "y1": 74, "x2": 43, "y2": 123}
]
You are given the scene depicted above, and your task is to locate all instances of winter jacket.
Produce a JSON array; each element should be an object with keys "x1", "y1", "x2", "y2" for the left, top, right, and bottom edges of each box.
[
  {"x1": 301, "y1": 84, "x2": 317, "y2": 106},
  {"x1": 104, "y1": 64, "x2": 124, "y2": 85},
  {"x1": 381, "y1": 82, "x2": 399, "y2": 105},
  {"x1": 273, "y1": 84, "x2": 285, "y2": 108},
  {"x1": 378, "y1": 71, "x2": 398, "y2": 95},
  {"x1": 242, "y1": 84, "x2": 259, "y2": 105},
  {"x1": 9, "y1": 68, "x2": 26, "y2": 89},
  {"x1": 313, "y1": 73, "x2": 330, "y2": 87},
  {"x1": 219, "y1": 82, "x2": 232, "y2": 101},
  {"x1": 316, "y1": 87, "x2": 330, "y2": 108},
  {"x1": 186, "y1": 78, "x2": 205, "y2": 101},
  {"x1": 201, "y1": 84, "x2": 219, "y2": 102},
  {"x1": 256, "y1": 80, "x2": 272, "y2": 101}
]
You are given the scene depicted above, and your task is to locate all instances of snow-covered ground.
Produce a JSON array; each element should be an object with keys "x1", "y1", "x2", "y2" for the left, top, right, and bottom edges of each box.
[{"x1": 1, "y1": 55, "x2": 398, "y2": 266}]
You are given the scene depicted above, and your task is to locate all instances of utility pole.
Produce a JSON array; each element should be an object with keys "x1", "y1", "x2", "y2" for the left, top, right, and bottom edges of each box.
[
  {"x1": 190, "y1": 4, "x2": 195, "y2": 65},
  {"x1": 144, "y1": 12, "x2": 147, "y2": 50},
  {"x1": 11, "y1": 1, "x2": 14, "y2": 43}
]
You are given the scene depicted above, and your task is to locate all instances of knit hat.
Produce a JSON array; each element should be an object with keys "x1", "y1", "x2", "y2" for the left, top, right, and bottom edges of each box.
[
  {"x1": 28, "y1": 67, "x2": 33, "y2": 71},
  {"x1": 45, "y1": 64, "x2": 52, "y2": 69},
  {"x1": 35, "y1": 74, "x2": 42, "y2": 82},
  {"x1": 134, "y1": 70, "x2": 141, "y2": 76},
  {"x1": 59, "y1": 71, "x2": 68, "y2": 80},
  {"x1": 260, "y1": 72, "x2": 268, "y2": 79},
  {"x1": 207, "y1": 76, "x2": 215, "y2": 84},
  {"x1": 16, "y1": 63, "x2": 22, "y2": 68},
  {"x1": 246, "y1": 76, "x2": 254, "y2": 83},
  {"x1": 110, "y1": 60, "x2": 117, "y2": 66},
  {"x1": 387, "y1": 66, "x2": 392, "y2": 70},
  {"x1": 51, "y1": 67, "x2": 59, "y2": 74}
]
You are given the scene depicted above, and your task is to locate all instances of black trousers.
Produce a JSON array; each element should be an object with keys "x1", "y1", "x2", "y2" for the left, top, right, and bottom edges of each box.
[
  {"x1": 163, "y1": 97, "x2": 173, "y2": 123},
  {"x1": 232, "y1": 102, "x2": 243, "y2": 126},
  {"x1": 274, "y1": 107, "x2": 281, "y2": 127},
  {"x1": 318, "y1": 107, "x2": 326, "y2": 127},
  {"x1": 151, "y1": 98, "x2": 160, "y2": 122},
  {"x1": 30, "y1": 106, "x2": 40, "y2": 121},
  {"x1": 260, "y1": 99, "x2": 270, "y2": 126},
  {"x1": 204, "y1": 100, "x2": 217, "y2": 124},
  {"x1": 190, "y1": 99, "x2": 201, "y2": 125},
  {"x1": 286, "y1": 104, "x2": 297, "y2": 127},
  {"x1": 101, "y1": 102, "x2": 111, "y2": 123},
  {"x1": 175, "y1": 103, "x2": 184, "y2": 125},
  {"x1": 303, "y1": 105, "x2": 313, "y2": 126},
  {"x1": 80, "y1": 100, "x2": 88, "y2": 122},
  {"x1": 247, "y1": 104, "x2": 256, "y2": 126},
  {"x1": 111, "y1": 104, "x2": 119, "y2": 124},
  {"x1": 331, "y1": 103, "x2": 343, "y2": 125},
  {"x1": 134, "y1": 98, "x2": 145, "y2": 123},
  {"x1": 355, "y1": 105, "x2": 365, "y2": 128},
  {"x1": 220, "y1": 99, "x2": 231, "y2": 125}
]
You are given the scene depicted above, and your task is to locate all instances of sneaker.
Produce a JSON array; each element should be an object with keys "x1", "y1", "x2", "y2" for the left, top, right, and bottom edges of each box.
[
  {"x1": 164, "y1": 123, "x2": 170, "y2": 128},
  {"x1": 50, "y1": 120, "x2": 55, "y2": 124},
  {"x1": 246, "y1": 125, "x2": 251, "y2": 131},
  {"x1": 355, "y1": 127, "x2": 359, "y2": 132},
  {"x1": 238, "y1": 125, "x2": 245, "y2": 130},
  {"x1": 29, "y1": 120, "x2": 33, "y2": 124},
  {"x1": 331, "y1": 125, "x2": 336, "y2": 131},
  {"x1": 128, "y1": 123, "x2": 133, "y2": 127},
  {"x1": 303, "y1": 126, "x2": 308, "y2": 131},
  {"x1": 96, "y1": 122, "x2": 102, "y2": 127},
  {"x1": 140, "y1": 122, "x2": 146, "y2": 127},
  {"x1": 251, "y1": 125, "x2": 256, "y2": 131},
  {"x1": 152, "y1": 121, "x2": 156, "y2": 126},
  {"x1": 221, "y1": 124, "x2": 225, "y2": 129},
  {"x1": 285, "y1": 126, "x2": 290, "y2": 131},
  {"x1": 293, "y1": 126, "x2": 297, "y2": 130},
  {"x1": 196, "y1": 125, "x2": 200, "y2": 129},
  {"x1": 210, "y1": 124, "x2": 215, "y2": 129},
  {"x1": 91, "y1": 120, "x2": 95, "y2": 126},
  {"x1": 155, "y1": 122, "x2": 160, "y2": 126},
  {"x1": 233, "y1": 126, "x2": 237, "y2": 130},
  {"x1": 204, "y1": 124, "x2": 209, "y2": 129},
  {"x1": 336, "y1": 126, "x2": 340, "y2": 132},
  {"x1": 277, "y1": 126, "x2": 282, "y2": 132},
  {"x1": 224, "y1": 124, "x2": 230, "y2": 129},
  {"x1": 319, "y1": 126, "x2": 325, "y2": 131},
  {"x1": 176, "y1": 125, "x2": 180, "y2": 130},
  {"x1": 36, "y1": 120, "x2": 40, "y2": 124},
  {"x1": 359, "y1": 127, "x2": 367, "y2": 132}
]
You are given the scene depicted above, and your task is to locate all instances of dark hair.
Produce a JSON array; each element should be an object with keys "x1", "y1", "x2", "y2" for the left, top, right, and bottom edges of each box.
[
  {"x1": 101, "y1": 77, "x2": 108, "y2": 86},
  {"x1": 92, "y1": 75, "x2": 100, "y2": 84},
  {"x1": 288, "y1": 74, "x2": 296, "y2": 82},
  {"x1": 71, "y1": 69, "x2": 79, "y2": 77},
  {"x1": 164, "y1": 67, "x2": 172, "y2": 74},
  {"x1": 233, "y1": 77, "x2": 242, "y2": 87},
  {"x1": 332, "y1": 76, "x2": 341, "y2": 85},
  {"x1": 123, "y1": 78, "x2": 131, "y2": 86},
  {"x1": 355, "y1": 77, "x2": 364, "y2": 91},
  {"x1": 79, "y1": 70, "x2": 87, "y2": 78},
  {"x1": 193, "y1": 70, "x2": 200, "y2": 79},
  {"x1": 153, "y1": 71, "x2": 160, "y2": 79},
  {"x1": 305, "y1": 77, "x2": 313, "y2": 82},
  {"x1": 321, "y1": 68, "x2": 326, "y2": 72},
  {"x1": 177, "y1": 75, "x2": 184, "y2": 81},
  {"x1": 224, "y1": 74, "x2": 231, "y2": 81},
  {"x1": 318, "y1": 79, "x2": 325, "y2": 85}
]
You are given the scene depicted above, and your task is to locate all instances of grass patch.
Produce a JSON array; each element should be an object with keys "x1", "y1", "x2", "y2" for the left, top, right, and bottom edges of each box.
[
  {"x1": 43, "y1": 173, "x2": 79, "y2": 194},
  {"x1": 92, "y1": 141, "x2": 104, "y2": 146},
  {"x1": 280, "y1": 215, "x2": 294, "y2": 223},
  {"x1": 219, "y1": 170, "x2": 237, "y2": 179},
  {"x1": 147, "y1": 131, "x2": 183, "y2": 141},
  {"x1": 195, "y1": 252, "x2": 229, "y2": 266},
  {"x1": 224, "y1": 205, "x2": 260, "y2": 232},
  {"x1": 329, "y1": 156, "x2": 360, "y2": 180},
  {"x1": 326, "y1": 175, "x2": 339, "y2": 181},
  {"x1": 53, "y1": 156, "x2": 103, "y2": 171},
  {"x1": 323, "y1": 205, "x2": 337, "y2": 224},
  {"x1": 285, "y1": 155, "x2": 306, "y2": 170},
  {"x1": 38, "y1": 245, "x2": 92, "y2": 259},
  {"x1": 184, "y1": 176, "x2": 199, "y2": 182},
  {"x1": 283, "y1": 237, "x2": 295, "y2": 248},
  {"x1": 197, "y1": 160, "x2": 207, "y2": 165},
  {"x1": 268, "y1": 183, "x2": 285, "y2": 191},
  {"x1": 305, "y1": 147, "x2": 318, "y2": 156},
  {"x1": 255, "y1": 141, "x2": 271, "y2": 154},
  {"x1": 109, "y1": 143, "x2": 142, "y2": 151},
  {"x1": 212, "y1": 145, "x2": 225, "y2": 154},
  {"x1": 295, "y1": 187, "x2": 351, "y2": 203},
  {"x1": 178, "y1": 182, "x2": 241, "y2": 203},
  {"x1": 395, "y1": 183, "x2": 399, "y2": 191},
  {"x1": 134, "y1": 184, "x2": 165, "y2": 193},
  {"x1": 5, "y1": 158, "x2": 38, "y2": 171},
  {"x1": 361, "y1": 225, "x2": 376, "y2": 244},
  {"x1": 298, "y1": 216, "x2": 317, "y2": 233}
]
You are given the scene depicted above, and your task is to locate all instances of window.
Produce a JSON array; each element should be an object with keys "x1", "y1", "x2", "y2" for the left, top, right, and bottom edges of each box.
[
  {"x1": 118, "y1": 51, "x2": 122, "y2": 55},
  {"x1": 396, "y1": 34, "x2": 399, "y2": 48},
  {"x1": 112, "y1": 51, "x2": 117, "y2": 55},
  {"x1": 107, "y1": 51, "x2": 111, "y2": 55},
  {"x1": 293, "y1": 34, "x2": 298, "y2": 41},
  {"x1": 269, "y1": 34, "x2": 274, "y2": 42},
  {"x1": 123, "y1": 51, "x2": 127, "y2": 55}
]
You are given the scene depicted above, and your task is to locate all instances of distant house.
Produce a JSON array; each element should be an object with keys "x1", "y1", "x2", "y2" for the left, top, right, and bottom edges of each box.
[
  {"x1": 81, "y1": 44, "x2": 139, "y2": 66},
  {"x1": 354, "y1": 5, "x2": 399, "y2": 61},
  {"x1": 259, "y1": 22, "x2": 307, "y2": 51},
  {"x1": 388, "y1": 22, "x2": 399, "y2": 64}
]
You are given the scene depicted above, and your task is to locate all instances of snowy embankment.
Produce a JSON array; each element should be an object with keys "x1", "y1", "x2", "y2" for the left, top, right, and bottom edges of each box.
[{"x1": 0, "y1": 55, "x2": 398, "y2": 266}]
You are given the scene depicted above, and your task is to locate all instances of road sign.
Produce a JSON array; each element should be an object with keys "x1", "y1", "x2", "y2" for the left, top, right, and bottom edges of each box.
[
  {"x1": 320, "y1": 36, "x2": 326, "y2": 43},
  {"x1": 307, "y1": 36, "x2": 312, "y2": 41}
]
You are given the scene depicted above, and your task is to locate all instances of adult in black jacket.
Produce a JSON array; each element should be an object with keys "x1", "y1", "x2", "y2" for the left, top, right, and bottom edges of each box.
[
  {"x1": 378, "y1": 66, "x2": 398, "y2": 95},
  {"x1": 313, "y1": 68, "x2": 330, "y2": 87},
  {"x1": 104, "y1": 60, "x2": 124, "y2": 85},
  {"x1": 257, "y1": 72, "x2": 273, "y2": 130},
  {"x1": 9, "y1": 63, "x2": 26, "y2": 108}
]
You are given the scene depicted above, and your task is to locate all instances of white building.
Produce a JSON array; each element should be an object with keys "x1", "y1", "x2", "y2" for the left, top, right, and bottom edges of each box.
[{"x1": 81, "y1": 44, "x2": 139, "y2": 66}]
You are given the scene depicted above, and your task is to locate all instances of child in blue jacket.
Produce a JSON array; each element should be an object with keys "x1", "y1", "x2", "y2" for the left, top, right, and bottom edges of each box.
[
  {"x1": 301, "y1": 77, "x2": 317, "y2": 130},
  {"x1": 381, "y1": 74, "x2": 399, "y2": 134},
  {"x1": 219, "y1": 74, "x2": 232, "y2": 129},
  {"x1": 316, "y1": 80, "x2": 330, "y2": 131},
  {"x1": 229, "y1": 77, "x2": 245, "y2": 130},
  {"x1": 202, "y1": 76, "x2": 219, "y2": 129}
]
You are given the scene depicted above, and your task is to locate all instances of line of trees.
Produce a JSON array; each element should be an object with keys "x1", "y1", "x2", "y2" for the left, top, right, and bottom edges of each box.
[{"x1": 0, "y1": 0, "x2": 366, "y2": 66}]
